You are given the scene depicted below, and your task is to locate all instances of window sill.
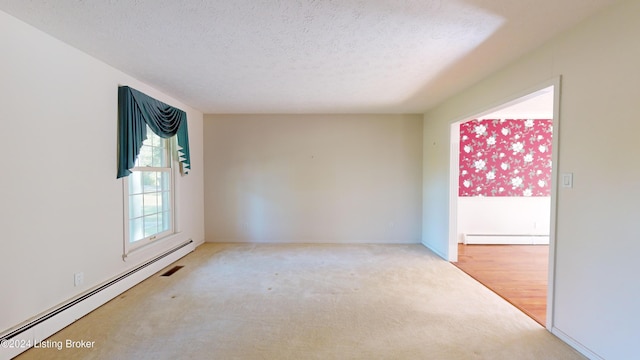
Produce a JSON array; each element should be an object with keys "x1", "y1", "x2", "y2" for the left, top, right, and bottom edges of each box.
[{"x1": 123, "y1": 232, "x2": 188, "y2": 264}]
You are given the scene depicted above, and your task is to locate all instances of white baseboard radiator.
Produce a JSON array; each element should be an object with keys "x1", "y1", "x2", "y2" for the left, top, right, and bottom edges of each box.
[
  {"x1": 0, "y1": 240, "x2": 194, "y2": 360},
  {"x1": 463, "y1": 234, "x2": 549, "y2": 245}
]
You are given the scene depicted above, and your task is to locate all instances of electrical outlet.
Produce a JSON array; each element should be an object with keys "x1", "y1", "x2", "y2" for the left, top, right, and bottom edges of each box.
[{"x1": 74, "y1": 272, "x2": 84, "y2": 287}]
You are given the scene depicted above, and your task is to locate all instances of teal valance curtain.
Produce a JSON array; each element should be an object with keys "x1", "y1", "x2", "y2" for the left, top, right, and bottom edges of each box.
[{"x1": 117, "y1": 86, "x2": 191, "y2": 178}]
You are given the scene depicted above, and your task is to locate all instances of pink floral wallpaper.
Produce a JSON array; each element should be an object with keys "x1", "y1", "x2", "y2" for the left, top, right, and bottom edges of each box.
[{"x1": 459, "y1": 119, "x2": 553, "y2": 197}]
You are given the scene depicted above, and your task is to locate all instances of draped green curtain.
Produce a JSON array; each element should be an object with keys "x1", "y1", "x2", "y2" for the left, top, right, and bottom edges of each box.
[{"x1": 117, "y1": 86, "x2": 191, "y2": 178}]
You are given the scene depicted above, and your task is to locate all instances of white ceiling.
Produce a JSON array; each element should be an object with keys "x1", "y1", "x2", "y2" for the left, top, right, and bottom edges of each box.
[
  {"x1": 479, "y1": 86, "x2": 554, "y2": 120},
  {"x1": 0, "y1": 0, "x2": 618, "y2": 114}
]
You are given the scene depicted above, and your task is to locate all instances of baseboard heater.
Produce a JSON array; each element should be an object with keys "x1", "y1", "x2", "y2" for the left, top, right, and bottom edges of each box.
[
  {"x1": 0, "y1": 239, "x2": 194, "y2": 359},
  {"x1": 463, "y1": 234, "x2": 549, "y2": 245}
]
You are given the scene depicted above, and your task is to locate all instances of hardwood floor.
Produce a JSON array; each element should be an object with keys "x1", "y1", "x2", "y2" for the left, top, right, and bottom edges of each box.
[{"x1": 453, "y1": 243, "x2": 548, "y2": 326}]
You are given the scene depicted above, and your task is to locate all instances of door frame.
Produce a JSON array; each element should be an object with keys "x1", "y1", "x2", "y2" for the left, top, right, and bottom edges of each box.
[{"x1": 448, "y1": 76, "x2": 561, "y2": 330}]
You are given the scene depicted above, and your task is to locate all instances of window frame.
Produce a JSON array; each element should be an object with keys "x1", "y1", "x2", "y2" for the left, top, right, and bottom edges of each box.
[{"x1": 122, "y1": 128, "x2": 177, "y2": 255}]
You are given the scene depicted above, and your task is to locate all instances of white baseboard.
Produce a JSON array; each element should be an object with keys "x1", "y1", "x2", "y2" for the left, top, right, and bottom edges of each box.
[
  {"x1": 463, "y1": 234, "x2": 549, "y2": 245},
  {"x1": 0, "y1": 240, "x2": 195, "y2": 360},
  {"x1": 551, "y1": 327, "x2": 604, "y2": 360}
]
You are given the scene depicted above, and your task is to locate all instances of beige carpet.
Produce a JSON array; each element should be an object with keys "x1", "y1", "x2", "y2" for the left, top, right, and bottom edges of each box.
[{"x1": 17, "y1": 243, "x2": 585, "y2": 360}]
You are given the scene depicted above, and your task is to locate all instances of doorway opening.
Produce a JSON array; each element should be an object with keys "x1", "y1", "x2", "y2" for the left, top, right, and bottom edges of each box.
[{"x1": 448, "y1": 80, "x2": 560, "y2": 329}]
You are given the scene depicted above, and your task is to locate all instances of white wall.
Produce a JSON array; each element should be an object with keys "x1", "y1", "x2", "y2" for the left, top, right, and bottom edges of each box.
[
  {"x1": 422, "y1": 0, "x2": 640, "y2": 358},
  {"x1": 204, "y1": 114, "x2": 423, "y2": 244},
  {"x1": 457, "y1": 197, "x2": 550, "y2": 242},
  {"x1": 0, "y1": 11, "x2": 205, "y2": 334}
]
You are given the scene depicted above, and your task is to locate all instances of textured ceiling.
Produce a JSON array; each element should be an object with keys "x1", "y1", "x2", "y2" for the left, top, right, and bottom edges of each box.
[{"x1": 0, "y1": 0, "x2": 618, "y2": 114}]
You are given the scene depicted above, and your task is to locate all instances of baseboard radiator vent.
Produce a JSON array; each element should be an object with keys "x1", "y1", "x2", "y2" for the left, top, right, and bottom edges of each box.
[
  {"x1": 0, "y1": 239, "x2": 194, "y2": 360},
  {"x1": 463, "y1": 234, "x2": 549, "y2": 245}
]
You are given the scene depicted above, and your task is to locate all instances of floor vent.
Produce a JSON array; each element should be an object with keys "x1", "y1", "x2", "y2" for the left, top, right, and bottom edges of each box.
[{"x1": 161, "y1": 266, "x2": 184, "y2": 277}]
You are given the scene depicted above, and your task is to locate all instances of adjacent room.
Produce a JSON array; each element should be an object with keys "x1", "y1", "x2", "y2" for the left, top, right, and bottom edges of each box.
[
  {"x1": 451, "y1": 87, "x2": 555, "y2": 326},
  {"x1": 1, "y1": 1, "x2": 639, "y2": 359}
]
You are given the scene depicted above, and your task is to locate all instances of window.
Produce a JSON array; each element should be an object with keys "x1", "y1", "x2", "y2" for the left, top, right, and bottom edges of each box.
[{"x1": 124, "y1": 126, "x2": 174, "y2": 251}]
